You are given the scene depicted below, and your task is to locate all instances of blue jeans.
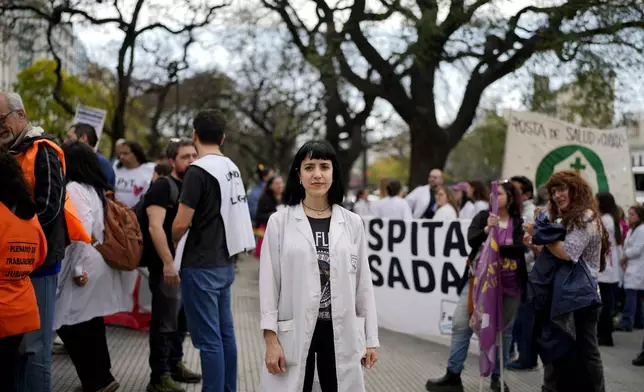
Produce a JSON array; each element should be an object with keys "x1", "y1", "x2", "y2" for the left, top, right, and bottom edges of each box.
[
  {"x1": 620, "y1": 289, "x2": 644, "y2": 329},
  {"x1": 181, "y1": 264, "x2": 237, "y2": 392},
  {"x1": 13, "y1": 274, "x2": 57, "y2": 392},
  {"x1": 447, "y1": 283, "x2": 513, "y2": 376}
]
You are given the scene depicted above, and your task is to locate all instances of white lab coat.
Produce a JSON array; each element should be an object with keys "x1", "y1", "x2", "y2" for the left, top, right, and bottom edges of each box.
[
  {"x1": 54, "y1": 182, "x2": 137, "y2": 330},
  {"x1": 405, "y1": 184, "x2": 434, "y2": 218},
  {"x1": 623, "y1": 225, "x2": 644, "y2": 290},
  {"x1": 372, "y1": 196, "x2": 413, "y2": 220},
  {"x1": 433, "y1": 204, "x2": 458, "y2": 221},
  {"x1": 259, "y1": 204, "x2": 379, "y2": 392},
  {"x1": 459, "y1": 201, "x2": 477, "y2": 220},
  {"x1": 598, "y1": 214, "x2": 621, "y2": 284}
]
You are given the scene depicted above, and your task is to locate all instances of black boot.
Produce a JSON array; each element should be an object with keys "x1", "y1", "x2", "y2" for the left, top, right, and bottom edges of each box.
[
  {"x1": 633, "y1": 352, "x2": 644, "y2": 366},
  {"x1": 425, "y1": 368, "x2": 463, "y2": 392},
  {"x1": 490, "y1": 374, "x2": 510, "y2": 392}
]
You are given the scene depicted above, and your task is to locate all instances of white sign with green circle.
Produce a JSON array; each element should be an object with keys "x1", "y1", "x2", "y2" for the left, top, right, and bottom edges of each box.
[{"x1": 502, "y1": 111, "x2": 635, "y2": 209}]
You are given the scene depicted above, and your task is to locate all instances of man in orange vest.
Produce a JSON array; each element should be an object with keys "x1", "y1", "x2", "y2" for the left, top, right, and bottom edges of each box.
[{"x1": 0, "y1": 91, "x2": 66, "y2": 392}]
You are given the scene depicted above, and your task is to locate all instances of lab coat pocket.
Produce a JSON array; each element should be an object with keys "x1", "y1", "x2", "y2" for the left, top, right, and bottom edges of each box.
[
  {"x1": 356, "y1": 316, "x2": 367, "y2": 358},
  {"x1": 277, "y1": 319, "x2": 297, "y2": 366}
]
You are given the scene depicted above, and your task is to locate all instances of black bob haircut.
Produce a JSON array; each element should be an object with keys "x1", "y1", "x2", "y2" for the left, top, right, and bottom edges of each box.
[{"x1": 283, "y1": 140, "x2": 345, "y2": 206}]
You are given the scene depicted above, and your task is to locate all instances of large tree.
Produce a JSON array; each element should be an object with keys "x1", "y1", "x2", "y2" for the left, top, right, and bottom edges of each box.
[
  {"x1": 232, "y1": 7, "x2": 375, "y2": 185},
  {"x1": 1, "y1": 0, "x2": 228, "y2": 156},
  {"x1": 262, "y1": 0, "x2": 644, "y2": 188}
]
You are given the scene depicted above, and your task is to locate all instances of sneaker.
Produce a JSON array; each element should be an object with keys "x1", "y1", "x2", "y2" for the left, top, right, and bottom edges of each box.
[
  {"x1": 147, "y1": 373, "x2": 185, "y2": 392},
  {"x1": 425, "y1": 368, "x2": 464, "y2": 392},
  {"x1": 171, "y1": 361, "x2": 202, "y2": 383},
  {"x1": 490, "y1": 374, "x2": 510, "y2": 392},
  {"x1": 633, "y1": 353, "x2": 644, "y2": 366}
]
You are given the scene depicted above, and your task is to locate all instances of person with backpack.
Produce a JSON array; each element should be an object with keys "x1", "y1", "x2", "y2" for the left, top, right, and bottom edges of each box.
[
  {"x1": 54, "y1": 141, "x2": 138, "y2": 392},
  {"x1": 142, "y1": 139, "x2": 201, "y2": 392},
  {"x1": 1, "y1": 91, "x2": 90, "y2": 392}
]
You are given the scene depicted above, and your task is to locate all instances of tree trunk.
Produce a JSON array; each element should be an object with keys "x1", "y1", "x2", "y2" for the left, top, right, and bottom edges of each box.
[
  {"x1": 110, "y1": 85, "x2": 128, "y2": 158},
  {"x1": 408, "y1": 121, "x2": 450, "y2": 190}
]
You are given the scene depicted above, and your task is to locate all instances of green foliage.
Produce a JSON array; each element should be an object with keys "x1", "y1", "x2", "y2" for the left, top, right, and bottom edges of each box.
[
  {"x1": 446, "y1": 112, "x2": 507, "y2": 182},
  {"x1": 14, "y1": 59, "x2": 104, "y2": 141},
  {"x1": 368, "y1": 155, "x2": 410, "y2": 185},
  {"x1": 14, "y1": 60, "x2": 149, "y2": 155}
]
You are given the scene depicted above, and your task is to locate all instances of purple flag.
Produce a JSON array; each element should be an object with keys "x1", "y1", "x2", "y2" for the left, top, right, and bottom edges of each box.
[{"x1": 469, "y1": 182, "x2": 503, "y2": 377}]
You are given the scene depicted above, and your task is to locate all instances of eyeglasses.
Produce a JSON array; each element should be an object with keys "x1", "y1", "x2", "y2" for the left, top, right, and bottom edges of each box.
[{"x1": 0, "y1": 110, "x2": 16, "y2": 124}]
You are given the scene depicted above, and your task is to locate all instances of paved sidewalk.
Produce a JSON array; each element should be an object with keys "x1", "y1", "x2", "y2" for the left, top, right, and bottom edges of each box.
[{"x1": 53, "y1": 255, "x2": 644, "y2": 391}]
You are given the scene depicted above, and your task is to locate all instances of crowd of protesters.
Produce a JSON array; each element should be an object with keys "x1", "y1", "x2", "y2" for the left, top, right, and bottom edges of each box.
[{"x1": 2, "y1": 88, "x2": 644, "y2": 392}]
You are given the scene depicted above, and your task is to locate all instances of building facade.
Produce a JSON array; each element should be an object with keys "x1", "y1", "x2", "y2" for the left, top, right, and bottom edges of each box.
[{"x1": 0, "y1": 17, "x2": 88, "y2": 91}]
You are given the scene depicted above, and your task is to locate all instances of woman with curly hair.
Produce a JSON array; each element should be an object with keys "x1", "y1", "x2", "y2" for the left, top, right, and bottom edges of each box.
[{"x1": 540, "y1": 170, "x2": 608, "y2": 392}]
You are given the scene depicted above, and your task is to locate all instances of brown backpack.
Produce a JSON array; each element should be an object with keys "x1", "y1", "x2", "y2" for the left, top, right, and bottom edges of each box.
[{"x1": 94, "y1": 191, "x2": 143, "y2": 271}]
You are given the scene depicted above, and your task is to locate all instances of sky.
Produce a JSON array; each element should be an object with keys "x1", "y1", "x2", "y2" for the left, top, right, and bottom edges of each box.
[{"x1": 73, "y1": 0, "x2": 644, "y2": 135}]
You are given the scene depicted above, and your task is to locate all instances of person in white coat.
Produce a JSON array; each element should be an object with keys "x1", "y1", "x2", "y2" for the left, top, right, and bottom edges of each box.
[
  {"x1": 618, "y1": 205, "x2": 644, "y2": 331},
  {"x1": 595, "y1": 192, "x2": 623, "y2": 346},
  {"x1": 432, "y1": 186, "x2": 458, "y2": 221},
  {"x1": 405, "y1": 168, "x2": 443, "y2": 219},
  {"x1": 56, "y1": 142, "x2": 138, "y2": 392},
  {"x1": 372, "y1": 179, "x2": 412, "y2": 220},
  {"x1": 259, "y1": 140, "x2": 379, "y2": 392}
]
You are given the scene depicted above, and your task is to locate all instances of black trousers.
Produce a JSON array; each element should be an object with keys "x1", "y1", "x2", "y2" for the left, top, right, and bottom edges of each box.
[
  {"x1": 0, "y1": 334, "x2": 23, "y2": 392},
  {"x1": 511, "y1": 302, "x2": 539, "y2": 367},
  {"x1": 148, "y1": 269, "x2": 186, "y2": 382},
  {"x1": 57, "y1": 317, "x2": 115, "y2": 392},
  {"x1": 598, "y1": 283, "x2": 617, "y2": 344},
  {"x1": 303, "y1": 320, "x2": 337, "y2": 392},
  {"x1": 543, "y1": 306, "x2": 605, "y2": 392}
]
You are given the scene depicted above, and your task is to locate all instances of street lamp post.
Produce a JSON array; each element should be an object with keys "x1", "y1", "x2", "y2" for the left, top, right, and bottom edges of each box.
[
  {"x1": 362, "y1": 127, "x2": 368, "y2": 188},
  {"x1": 168, "y1": 61, "x2": 180, "y2": 136}
]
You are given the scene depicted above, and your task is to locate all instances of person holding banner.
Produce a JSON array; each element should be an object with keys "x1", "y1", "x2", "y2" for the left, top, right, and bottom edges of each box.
[
  {"x1": 259, "y1": 140, "x2": 379, "y2": 392},
  {"x1": 426, "y1": 180, "x2": 526, "y2": 392}
]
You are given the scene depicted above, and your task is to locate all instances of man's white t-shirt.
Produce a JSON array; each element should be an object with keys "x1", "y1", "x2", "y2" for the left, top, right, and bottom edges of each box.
[{"x1": 113, "y1": 162, "x2": 156, "y2": 208}]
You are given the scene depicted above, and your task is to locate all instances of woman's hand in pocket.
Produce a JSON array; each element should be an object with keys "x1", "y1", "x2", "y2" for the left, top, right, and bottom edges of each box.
[{"x1": 265, "y1": 339, "x2": 286, "y2": 374}]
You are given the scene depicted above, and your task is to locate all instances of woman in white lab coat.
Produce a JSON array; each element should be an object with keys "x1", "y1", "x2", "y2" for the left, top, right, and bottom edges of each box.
[
  {"x1": 259, "y1": 140, "x2": 379, "y2": 392},
  {"x1": 432, "y1": 186, "x2": 458, "y2": 221},
  {"x1": 618, "y1": 205, "x2": 644, "y2": 331}
]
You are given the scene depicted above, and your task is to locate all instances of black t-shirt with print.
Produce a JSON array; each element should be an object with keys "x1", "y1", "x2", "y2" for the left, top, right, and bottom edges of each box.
[
  {"x1": 179, "y1": 165, "x2": 230, "y2": 269},
  {"x1": 142, "y1": 176, "x2": 182, "y2": 272},
  {"x1": 308, "y1": 216, "x2": 332, "y2": 320}
]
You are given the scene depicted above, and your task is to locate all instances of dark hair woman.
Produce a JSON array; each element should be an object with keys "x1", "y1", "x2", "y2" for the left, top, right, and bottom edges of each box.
[
  {"x1": 259, "y1": 140, "x2": 378, "y2": 392},
  {"x1": 595, "y1": 192, "x2": 622, "y2": 346},
  {"x1": 468, "y1": 180, "x2": 490, "y2": 215},
  {"x1": 617, "y1": 205, "x2": 644, "y2": 334},
  {"x1": 55, "y1": 142, "x2": 133, "y2": 392},
  {"x1": 0, "y1": 152, "x2": 47, "y2": 392},
  {"x1": 539, "y1": 170, "x2": 608, "y2": 391},
  {"x1": 113, "y1": 140, "x2": 155, "y2": 208},
  {"x1": 253, "y1": 175, "x2": 285, "y2": 258},
  {"x1": 427, "y1": 180, "x2": 525, "y2": 392}
]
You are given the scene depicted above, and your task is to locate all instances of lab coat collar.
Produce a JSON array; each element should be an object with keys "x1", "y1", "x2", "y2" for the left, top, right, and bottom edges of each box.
[{"x1": 294, "y1": 203, "x2": 346, "y2": 252}]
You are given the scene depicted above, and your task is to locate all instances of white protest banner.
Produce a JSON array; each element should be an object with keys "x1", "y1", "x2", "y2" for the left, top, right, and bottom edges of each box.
[
  {"x1": 364, "y1": 217, "x2": 471, "y2": 342},
  {"x1": 502, "y1": 111, "x2": 635, "y2": 209},
  {"x1": 73, "y1": 104, "x2": 107, "y2": 148}
]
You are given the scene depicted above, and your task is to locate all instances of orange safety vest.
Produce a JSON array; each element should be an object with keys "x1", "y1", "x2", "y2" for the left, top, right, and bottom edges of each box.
[
  {"x1": 14, "y1": 138, "x2": 92, "y2": 244},
  {"x1": 0, "y1": 202, "x2": 48, "y2": 337}
]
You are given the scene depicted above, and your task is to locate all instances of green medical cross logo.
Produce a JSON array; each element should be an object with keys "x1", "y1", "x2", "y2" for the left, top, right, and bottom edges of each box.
[
  {"x1": 570, "y1": 157, "x2": 586, "y2": 172},
  {"x1": 535, "y1": 145, "x2": 609, "y2": 191}
]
